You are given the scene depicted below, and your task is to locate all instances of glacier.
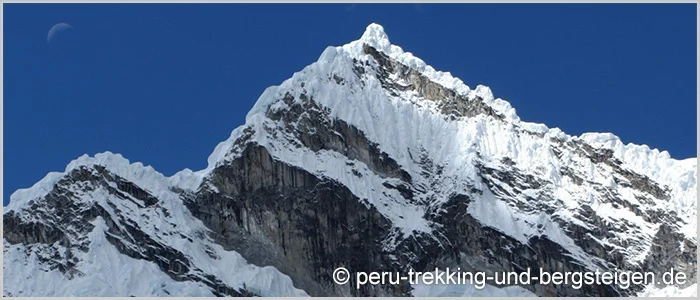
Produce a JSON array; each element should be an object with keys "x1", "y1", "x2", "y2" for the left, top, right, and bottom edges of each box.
[{"x1": 3, "y1": 23, "x2": 696, "y2": 297}]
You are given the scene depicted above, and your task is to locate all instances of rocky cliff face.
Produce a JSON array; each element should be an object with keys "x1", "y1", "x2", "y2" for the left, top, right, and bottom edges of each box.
[{"x1": 3, "y1": 24, "x2": 697, "y2": 297}]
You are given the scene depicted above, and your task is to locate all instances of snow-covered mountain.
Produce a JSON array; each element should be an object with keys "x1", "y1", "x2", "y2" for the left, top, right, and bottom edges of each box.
[{"x1": 3, "y1": 24, "x2": 697, "y2": 297}]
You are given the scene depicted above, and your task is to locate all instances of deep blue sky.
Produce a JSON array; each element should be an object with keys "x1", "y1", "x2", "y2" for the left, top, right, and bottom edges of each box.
[{"x1": 3, "y1": 4, "x2": 697, "y2": 205}]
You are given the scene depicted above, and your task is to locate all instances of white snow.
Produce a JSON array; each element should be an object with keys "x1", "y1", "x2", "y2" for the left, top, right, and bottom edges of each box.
[
  {"x1": 5, "y1": 152, "x2": 208, "y2": 215},
  {"x1": 578, "y1": 132, "x2": 697, "y2": 238},
  {"x1": 639, "y1": 283, "x2": 698, "y2": 297},
  {"x1": 3, "y1": 216, "x2": 307, "y2": 297},
  {"x1": 4, "y1": 23, "x2": 696, "y2": 297},
  {"x1": 4, "y1": 152, "x2": 307, "y2": 297},
  {"x1": 219, "y1": 22, "x2": 695, "y2": 285},
  {"x1": 3, "y1": 219, "x2": 214, "y2": 297}
]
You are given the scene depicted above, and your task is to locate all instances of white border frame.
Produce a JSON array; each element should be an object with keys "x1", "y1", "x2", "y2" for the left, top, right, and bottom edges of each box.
[{"x1": 0, "y1": 1, "x2": 697, "y2": 299}]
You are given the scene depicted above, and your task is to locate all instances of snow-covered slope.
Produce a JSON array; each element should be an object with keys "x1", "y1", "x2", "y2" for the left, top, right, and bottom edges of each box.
[
  {"x1": 216, "y1": 23, "x2": 696, "y2": 237},
  {"x1": 4, "y1": 24, "x2": 696, "y2": 297},
  {"x1": 4, "y1": 153, "x2": 306, "y2": 297}
]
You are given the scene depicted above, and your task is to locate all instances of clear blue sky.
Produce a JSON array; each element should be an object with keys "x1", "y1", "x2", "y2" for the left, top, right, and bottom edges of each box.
[{"x1": 3, "y1": 4, "x2": 697, "y2": 205}]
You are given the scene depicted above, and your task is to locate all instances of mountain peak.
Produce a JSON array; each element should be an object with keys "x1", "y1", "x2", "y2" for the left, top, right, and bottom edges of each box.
[
  {"x1": 4, "y1": 23, "x2": 697, "y2": 297},
  {"x1": 359, "y1": 23, "x2": 391, "y2": 51}
]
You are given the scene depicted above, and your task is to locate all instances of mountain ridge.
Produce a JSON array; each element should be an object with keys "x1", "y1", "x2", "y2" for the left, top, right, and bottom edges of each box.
[
  {"x1": 10, "y1": 23, "x2": 694, "y2": 236},
  {"x1": 4, "y1": 23, "x2": 697, "y2": 297}
]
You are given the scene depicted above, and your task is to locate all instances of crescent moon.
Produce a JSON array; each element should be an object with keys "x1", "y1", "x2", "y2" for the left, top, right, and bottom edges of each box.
[{"x1": 47, "y1": 23, "x2": 73, "y2": 44}]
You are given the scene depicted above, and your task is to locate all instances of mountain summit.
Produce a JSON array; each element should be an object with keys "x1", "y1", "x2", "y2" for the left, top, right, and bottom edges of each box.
[{"x1": 4, "y1": 23, "x2": 696, "y2": 297}]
